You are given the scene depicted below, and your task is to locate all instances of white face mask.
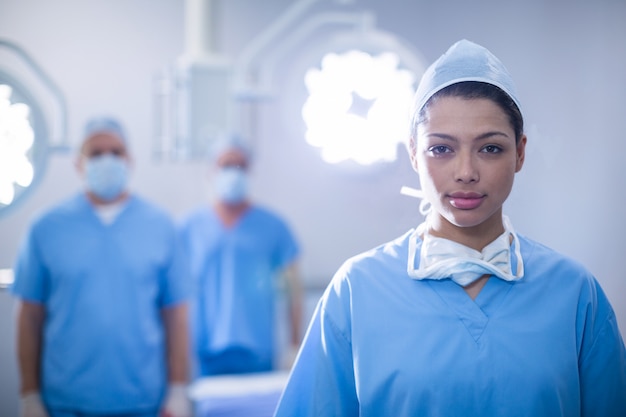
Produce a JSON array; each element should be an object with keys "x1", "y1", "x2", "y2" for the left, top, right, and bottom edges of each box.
[
  {"x1": 407, "y1": 215, "x2": 524, "y2": 287},
  {"x1": 215, "y1": 167, "x2": 248, "y2": 204},
  {"x1": 85, "y1": 154, "x2": 129, "y2": 201}
]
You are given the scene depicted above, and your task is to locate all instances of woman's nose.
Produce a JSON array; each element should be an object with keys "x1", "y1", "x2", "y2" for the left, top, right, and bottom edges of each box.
[{"x1": 454, "y1": 152, "x2": 479, "y2": 183}]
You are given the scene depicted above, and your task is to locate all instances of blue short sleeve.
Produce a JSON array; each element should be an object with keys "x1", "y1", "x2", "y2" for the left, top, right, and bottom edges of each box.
[
  {"x1": 272, "y1": 217, "x2": 300, "y2": 270},
  {"x1": 578, "y1": 281, "x2": 626, "y2": 416},
  {"x1": 159, "y1": 229, "x2": 193, "y2": 307},
  {"x1": 275, "y1": 271, "x2": 359, "y2": 417},
  {"x1": 12, "y1": 217, "x2": 51, "y2": 303}
]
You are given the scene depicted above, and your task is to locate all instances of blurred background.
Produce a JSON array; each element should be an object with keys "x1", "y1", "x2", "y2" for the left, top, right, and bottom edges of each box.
[{"x1": 1, "y1": 0, "x2": 625, "y2": 414}]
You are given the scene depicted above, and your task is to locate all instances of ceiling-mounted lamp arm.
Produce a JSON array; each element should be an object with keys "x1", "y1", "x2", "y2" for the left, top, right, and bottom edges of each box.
[
  {"x1": 256, "y1": 10, "x2": 376, "y2": 96},
  {"x1": 0, "y1": 39, "x2": 68, "y2": 152},
  {"x1": 234, "y1": 0, "x2": 325, "y2": 96},
  {"x1": 234, "y1": 0, "x2": 365, "y2": 99}
]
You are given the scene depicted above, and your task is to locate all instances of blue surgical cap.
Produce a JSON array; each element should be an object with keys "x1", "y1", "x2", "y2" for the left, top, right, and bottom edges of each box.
[
  {"x1": 209, "y1": 132, "x2": 252, "y2": 163},
  {"x1": 82, "y1": 116, "x2": 127, "y2": 145},
  {"x1": 412, "y1": 39, "x2": 522, "y2": 120}
]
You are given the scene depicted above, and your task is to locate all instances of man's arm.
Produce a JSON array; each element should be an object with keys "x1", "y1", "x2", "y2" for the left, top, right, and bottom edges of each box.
[
  {"x1": 161, "y1": 302, "x2": 190, "y2": 384},
  {"x1": 16, "y1": 300, "x2": 45, "y2": 395},
  {"x1": 284, "y1": 262, "x2": 303, "y2": 348},
  {"x1": 160, "y1": 302, "x2": 192, "y2": 417}
]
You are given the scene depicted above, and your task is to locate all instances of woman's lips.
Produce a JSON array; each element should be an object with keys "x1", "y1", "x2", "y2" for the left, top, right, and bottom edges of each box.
[{"x1": 448, "y1": 192, "x2": 485, "y2": 210}]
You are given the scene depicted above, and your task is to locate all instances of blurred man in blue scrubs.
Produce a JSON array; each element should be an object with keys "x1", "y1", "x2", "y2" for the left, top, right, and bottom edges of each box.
[
  {"x1": 12, "y1": 117, "x2": 193, "y2": 417},
  {"x1": 179, "y1": 134, "x2": 303, "y2": 377}
]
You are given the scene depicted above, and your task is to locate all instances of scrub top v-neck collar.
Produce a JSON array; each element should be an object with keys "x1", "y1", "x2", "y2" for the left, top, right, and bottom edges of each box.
[
  {"x1": 81, "y1": 194, "x2": 131, "y2": 227},
  {"x1": 426, "y1": 276, "x2": 516, "y2": 343},
  {"x1": 215, "y1": 204, "x2": 252, "y2": 231}
]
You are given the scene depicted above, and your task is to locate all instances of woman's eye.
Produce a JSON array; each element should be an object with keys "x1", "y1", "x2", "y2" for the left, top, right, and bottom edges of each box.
[
  {"x1": 482, "y1": 145, "x2": 502, "y2": 154},
  {"x1": 428, "y1": 145, "x2": 451, "y2": 155}
]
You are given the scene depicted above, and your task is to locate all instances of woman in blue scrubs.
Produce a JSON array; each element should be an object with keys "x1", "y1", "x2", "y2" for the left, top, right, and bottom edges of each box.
[{"x1": 273, "y1": 40, "x2": 626, "y2": 417}]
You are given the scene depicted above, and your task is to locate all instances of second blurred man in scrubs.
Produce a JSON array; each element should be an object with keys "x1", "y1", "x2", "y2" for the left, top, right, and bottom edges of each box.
[{"x1": 179, "y1": 134, "x2": 303, "y2": 377}]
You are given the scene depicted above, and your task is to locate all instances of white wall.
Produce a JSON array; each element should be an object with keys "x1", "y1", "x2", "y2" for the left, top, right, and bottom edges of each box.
[{"x1": 1, "y1": 0, "x2": 625, "y2": 415}]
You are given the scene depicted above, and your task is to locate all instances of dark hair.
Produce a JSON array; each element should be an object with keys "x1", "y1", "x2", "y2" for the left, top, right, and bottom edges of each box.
[{"x1": 411, "y1": 81, "x2": 524, "y2": 144}]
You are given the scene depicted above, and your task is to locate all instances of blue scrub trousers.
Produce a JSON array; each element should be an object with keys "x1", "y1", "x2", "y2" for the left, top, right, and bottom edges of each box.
[
  {"x1": 199, "y1": 347, "x2": 272, "y2": 375},
  {"x1": 49, "y1": 409, "x2": 158, "y2": 417}
]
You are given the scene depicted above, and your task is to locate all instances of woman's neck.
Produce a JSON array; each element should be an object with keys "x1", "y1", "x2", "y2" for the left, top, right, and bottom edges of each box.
[{"x1": 426, "y1": 212, "x2": 505, "y2": 252}]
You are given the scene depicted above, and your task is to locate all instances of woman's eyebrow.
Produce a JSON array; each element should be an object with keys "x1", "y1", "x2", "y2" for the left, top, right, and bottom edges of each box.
[
  {"x1": 427, "y1": 133, "x2": 457, "y2": 141},
  {"x1": 475, "y1": 131, "x2": 511, "y2": 140},
  {"x1": 426, "y1": 131, "x2": 510, "y2": 141}
]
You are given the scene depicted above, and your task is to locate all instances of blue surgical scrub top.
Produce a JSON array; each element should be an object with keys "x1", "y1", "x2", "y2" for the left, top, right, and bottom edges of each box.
[
  {"x1": 12, "y1": 193, "x2": 191, "y2": 414},
  {"x1": 179, "y1": 206, "x2": 299, "y2": 374},
  {"x1": 274, "y1": 231, "x2": 626, "y2": 417}
]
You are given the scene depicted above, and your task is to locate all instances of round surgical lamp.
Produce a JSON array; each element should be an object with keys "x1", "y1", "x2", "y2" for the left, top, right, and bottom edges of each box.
[
  {"x1": 0, "y1": 73, "x2": 48, "y2": 212},
  {"x1": 0, "y1": 39, "x2": 67, "y2": 217},
  {"x1": 299, "y1": 28, "x2": 425, "y2": 167}
]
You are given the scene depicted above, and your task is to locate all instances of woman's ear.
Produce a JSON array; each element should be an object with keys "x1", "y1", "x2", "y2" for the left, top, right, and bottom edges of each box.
[
  {"x1": 515, "y1": 134, "x2": 527, "y2": 173},
  {"x1": 408, "y1": 136, "x2": 419, "y2": 173}
]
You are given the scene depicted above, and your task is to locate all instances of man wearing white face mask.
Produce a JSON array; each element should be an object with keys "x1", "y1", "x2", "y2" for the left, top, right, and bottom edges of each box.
[
  {"x1": 179, "y1": 133, "x2": 303, "y2": 378},
  {"x1": 12, "y1": 117, "x2": 193, "y2": 417}
]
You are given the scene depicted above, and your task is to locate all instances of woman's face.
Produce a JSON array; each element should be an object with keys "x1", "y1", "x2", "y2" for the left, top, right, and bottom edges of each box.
[{"x1": 411, "y1": 95, "x2": 526, "y2": 242}]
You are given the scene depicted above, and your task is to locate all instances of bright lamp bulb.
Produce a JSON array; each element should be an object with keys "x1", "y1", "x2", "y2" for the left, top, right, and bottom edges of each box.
[
  {"x1": 303, "y1": 50, "x2": 415, "y2": 165},
  {"x1": 0, "y1": 84, "x2": 35, "y2": 205}
]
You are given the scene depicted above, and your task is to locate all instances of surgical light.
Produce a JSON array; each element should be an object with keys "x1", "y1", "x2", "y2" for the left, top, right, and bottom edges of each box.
[
  {"x1": 156, "y1": 0, "x2": 424, "y2": 168},
  {"x1": 0, "y1": 39, "x2": 68, "y2": 218},
  {"x1": 0, "y1": 84, "x2": 36, "y2": 205},
  {"x1": 302, "y1": 49, "x2": 416, "y2": 165}
]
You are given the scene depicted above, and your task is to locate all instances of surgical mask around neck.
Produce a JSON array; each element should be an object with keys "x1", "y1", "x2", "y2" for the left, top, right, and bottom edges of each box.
[
  {"x1": 407, "y1": 215, "x2": 524, "y2": 287},
  {"x1": 85, "y1": 154, "x2": 129, "y2": 201},
  {"x1": 215, "y1": 167, "x2": 248, "y2": 204}
]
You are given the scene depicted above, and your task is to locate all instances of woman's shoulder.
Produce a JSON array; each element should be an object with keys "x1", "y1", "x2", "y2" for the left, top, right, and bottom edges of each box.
[
  {"x1": 519, "y1": 234, "x2": 587, "y2": 268},
  {"x1": 332, "y1": 229, "x2": 415, "y2": 286},
  {"x1": 517, "y1": 234, "x2": 596, "y2": 286}
]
